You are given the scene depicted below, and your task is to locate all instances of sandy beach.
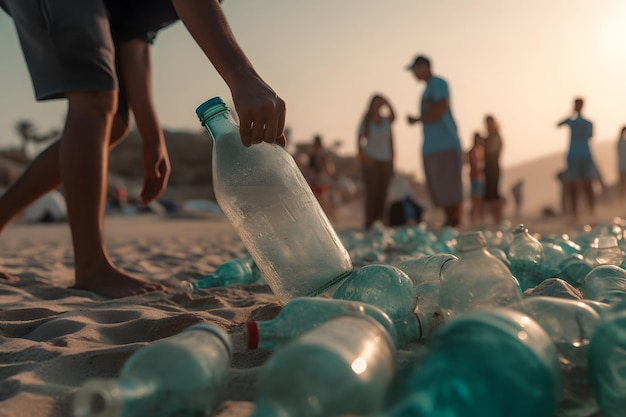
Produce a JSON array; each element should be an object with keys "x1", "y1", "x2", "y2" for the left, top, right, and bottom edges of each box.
[
  {"x1": 0, "y1": 213, "x2": 275, "y2": 417},
  {"x1": 0, "y1": 196, "x2": 620, "y2": 417}
]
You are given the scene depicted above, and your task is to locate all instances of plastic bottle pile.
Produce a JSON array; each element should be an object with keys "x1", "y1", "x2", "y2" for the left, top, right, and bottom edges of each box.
[{"x1": 74, "y1": 217, "x2": 626, "y2": 417}]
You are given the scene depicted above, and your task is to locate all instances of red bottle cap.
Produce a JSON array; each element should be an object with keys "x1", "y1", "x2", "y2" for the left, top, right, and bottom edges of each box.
[{"x1": 246, "y1": 321, "x2": 259, "y2": 349}]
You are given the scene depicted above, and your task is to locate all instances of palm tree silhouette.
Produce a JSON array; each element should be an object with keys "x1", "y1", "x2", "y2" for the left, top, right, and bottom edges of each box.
[{"x1": 14, "y1": 119, "x2": 60, "y2": 157}]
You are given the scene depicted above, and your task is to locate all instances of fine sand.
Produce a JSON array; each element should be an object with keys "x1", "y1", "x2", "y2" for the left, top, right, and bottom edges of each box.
[{"x1": 0, "y1": 197, "x2": 618, "y2": 417}]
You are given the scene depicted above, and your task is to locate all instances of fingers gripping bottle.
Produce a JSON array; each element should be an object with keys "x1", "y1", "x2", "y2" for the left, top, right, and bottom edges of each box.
[
  {"x1": 73, "y1": 323, "x2": 232, "y2": 417},
  {"x1": 196, "y1": 98, "x2": 352, "y2": 304}
]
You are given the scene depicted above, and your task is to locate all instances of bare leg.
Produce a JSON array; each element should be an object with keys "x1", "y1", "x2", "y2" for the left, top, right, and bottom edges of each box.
[
  {"x1": 0, "y1": 113, "x2": 129, "y2": 232},
  {"x1": 582, "y1": 179, "x2": 595, "y2": 217},
  {"x1": 568, "y1": 180, "x2": 579, "y2": 221},
  {"x1": 444, "y1": 203, "x2": 462, "y2": 228},
  {"x1": 0, "y1": 109, "x2": 129, "y2": 285},
  {"x1": 58, "y1": 91, "x2": 166, "y2": 297}
]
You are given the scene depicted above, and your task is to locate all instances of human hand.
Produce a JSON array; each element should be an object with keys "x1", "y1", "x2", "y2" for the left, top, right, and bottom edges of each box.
[
  {"x1": 141, "y1": 141, "x2": 171, "y2": 204},
  {"x1": 230, "y1": 76, "x2": 286, "y2": 148}
]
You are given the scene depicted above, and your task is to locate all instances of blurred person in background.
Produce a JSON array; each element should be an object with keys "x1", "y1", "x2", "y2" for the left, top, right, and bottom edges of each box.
[
  {"x1": 357, "y1": 94, "x2": 395, "y2": 229},
  {"x1": 483, "y1": 115, "x2": 504, "y2": 226},
  {"x1": 557, "y1": 97, "x2": 595, "y2": 221},
  {"x1": 467, "y1": 132, "x2": 485, "y2": 228},
  {"x1": 407, "y1": 55, "x2": 463, "y2": 228}
]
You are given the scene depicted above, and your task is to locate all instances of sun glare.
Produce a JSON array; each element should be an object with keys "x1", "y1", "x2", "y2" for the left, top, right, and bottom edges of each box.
[{"x1": 597, "y1": 4, "x2": 626, "y2": 66}]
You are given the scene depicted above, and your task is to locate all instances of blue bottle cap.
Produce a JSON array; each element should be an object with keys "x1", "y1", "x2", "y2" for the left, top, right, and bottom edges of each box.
[{"x1": 195, "y1": 97, "x2": 225, "y2": 120}]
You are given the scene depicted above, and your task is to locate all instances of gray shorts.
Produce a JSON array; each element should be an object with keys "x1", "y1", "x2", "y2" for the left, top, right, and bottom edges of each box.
[
  {"x1": 1, "y1": 0, "x2": 117, "y2": 100},
  {"x1": 423, "y1": 149, "x2": 463, "y2": 207}
]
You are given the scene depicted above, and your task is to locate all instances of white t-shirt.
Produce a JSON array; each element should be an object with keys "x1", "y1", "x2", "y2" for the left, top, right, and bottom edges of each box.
[{"x1": 359, "y1": 118, "x2": 392, "y2": 161}]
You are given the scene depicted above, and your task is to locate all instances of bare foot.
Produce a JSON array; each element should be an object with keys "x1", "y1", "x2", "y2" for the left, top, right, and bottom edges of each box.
[
  {"x1": 72, "y1": 264, "x2": 169, "y2": 298},
  {"x1": 0, "y1": 271, "x2": 20, "y2": 283}
]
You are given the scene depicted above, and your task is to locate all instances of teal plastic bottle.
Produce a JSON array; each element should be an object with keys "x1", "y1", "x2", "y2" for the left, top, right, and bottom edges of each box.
[
  {"x1": 332, "y1": 264, "x2": 416, "y2": 321},
  {"x1": 175, "y1": 256, "x2": 263, "y2": 294},
  {"x1": 250, "y1": 315, "x2": 396, "y2": 417},
  {"x1": 554, "y1": 235, "x2": 583, "y2": 256},
  {"x1": 439, "y1": 231, "x2": 523, "y2": 322},
  {"x1": 507, "y1": 224, "x2": 547, "y2": 290},
  {"x1": 580, "y1": 264, "x2": 626, "y2": 305},
  {"x1": 196, "y1": 98, "x2": 352, "y2": 304},
  {"x1": 523, "y1": 296, "x2": 602, "y2": 417},
  {"x1": 73, "y1": 323, "x2": 232, "y2": 417},
  {"x1": 588, "y1": 300, "x2": 626, "y2": 417},
  {"x1": 245, "y1": 297, "x2": 399, "y2": 349},
  {"x1": 555, "y1": 254, "x2": 592, "y2": 288},
  {"x1": 382, "y1": 308, "x2": 561, "y2": 417}
]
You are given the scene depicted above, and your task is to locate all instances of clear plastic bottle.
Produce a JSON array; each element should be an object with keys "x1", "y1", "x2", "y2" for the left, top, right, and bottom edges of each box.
[
  {"x1": 332, "y1": 264, "x2": 416, "y2": 321},
  {"x1": 393, "y1": 253, "x2": 458, "y2": 290},
  {"x1": 523, "y1": 296, "x2": 602, "y2": 417},
  {"x1": 583, "y1": 235, "x2": 624, "y2": 268},
  {"x1": 381, "y1": 308, "x2": 561, "y2": 417},
  {"x1": 507, "y1": 224, "x2": 547, "y2": 291},
  {"x1": 250, "y1": 315, "x2": 396, "y2": 417},
  {"x1": 588, "y1": 300, "x2": 626, "y2": 417},
  {"x1": 73, "y1": 323, "x2": 232, "y2": 417},
  {"x1": 245, "y1": 297, "x2": 399, "y2": 350},
  {"x1": 439, "y1": 231, "x2": 523, "y2": 322},
  {"x1": 196, "y1": 97, "x2": 352, "y2": 304},
  {"x1": 394, "y1": 254, "x2": 457, "y2": 333}
]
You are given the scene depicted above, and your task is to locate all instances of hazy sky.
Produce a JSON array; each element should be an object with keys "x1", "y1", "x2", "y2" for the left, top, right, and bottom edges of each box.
[{"x1": 1, "y1": 0, "x2": 625, "y2": 180}]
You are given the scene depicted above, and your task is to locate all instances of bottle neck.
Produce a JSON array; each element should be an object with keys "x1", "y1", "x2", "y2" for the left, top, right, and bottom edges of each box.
[
  {"x1": 195, "y1": 273, "x2": 219, "y2": 289},
  {"x1": 73, "y1": 378, "x2": 157, "y2": 417},
  {"x1": 254, "y1": 320, "x2": 284, "y2": 350},
  {"x1": 457, "y1": 232, "x2": 487, "y2": 253},
  {"x1": 202, "y1": 110, "x2": 239, "y2": 143}
]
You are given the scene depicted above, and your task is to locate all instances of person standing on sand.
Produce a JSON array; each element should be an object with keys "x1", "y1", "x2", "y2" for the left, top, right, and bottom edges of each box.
[
  {"x1": 483, "y1": 115, "x2": 504, "y2": 226},
  {"x1": 357, "y1": 94, "x2": 396, "y2": 229},
  {"x1": 306, "y1": 135, "x2": 337, "y2": 223},
  {"x1": 0, "y1": 0, "x2": 286, "y2": 296},
  {"x1": 407, "y1": 55, "x2": 463, "y2": 228},
  {"x1": 467, "y1": 132, "x2": 485, "y2": 228},
  {"x1": 557, "y1": 97, "x2": 595, "y2": 221}
]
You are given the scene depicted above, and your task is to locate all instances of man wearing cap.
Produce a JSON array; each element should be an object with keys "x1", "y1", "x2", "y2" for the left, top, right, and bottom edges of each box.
[{"x1": 407, "y1": 55, "x2": 463, "y2": 227}]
